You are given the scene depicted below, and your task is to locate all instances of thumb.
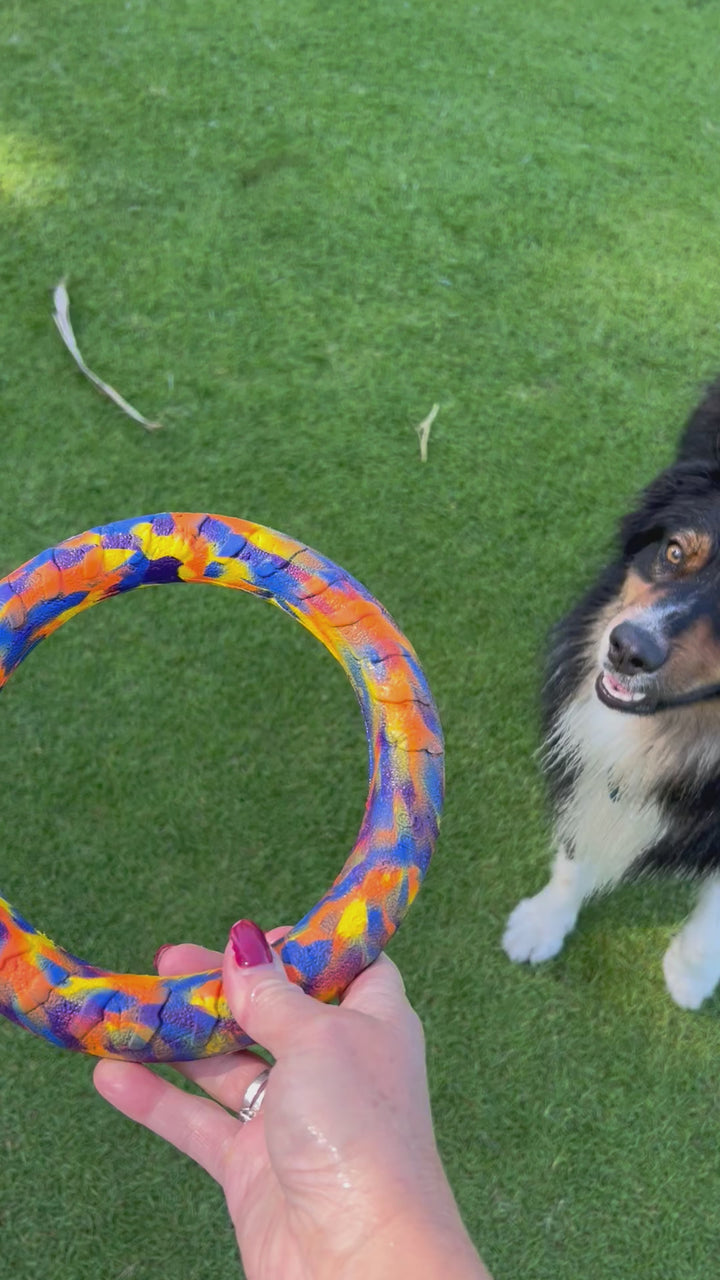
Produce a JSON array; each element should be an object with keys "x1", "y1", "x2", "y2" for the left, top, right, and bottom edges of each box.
[{"x1": 223, "y1": 919, "x2": 328, "y2": 1058}]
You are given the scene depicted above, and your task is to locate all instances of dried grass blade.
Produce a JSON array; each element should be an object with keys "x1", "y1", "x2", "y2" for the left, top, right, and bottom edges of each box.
[
  {"x1": 415, "y1": 403, "x2": 439, "y2": 462},
  {"x1": 52, "y1": 281, "x2": 161, "y2": 430}
]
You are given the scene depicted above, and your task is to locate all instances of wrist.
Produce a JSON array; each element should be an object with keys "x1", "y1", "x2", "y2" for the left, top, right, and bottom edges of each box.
[
  {"x1": 336, "y1": 1205, "x2": 489, "y2": 1280},
  {"x1": 307, "y1": 1158, "x2": 490, "y2": 1280}
]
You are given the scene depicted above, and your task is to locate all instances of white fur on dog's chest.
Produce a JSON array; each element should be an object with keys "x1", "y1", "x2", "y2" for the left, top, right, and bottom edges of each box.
[
  {"x1": 552, "y1": 690, "x2": 667, "y2": 883},
  {"x1": 558, "y1": 762, "x2": 664, "y2": 884}
]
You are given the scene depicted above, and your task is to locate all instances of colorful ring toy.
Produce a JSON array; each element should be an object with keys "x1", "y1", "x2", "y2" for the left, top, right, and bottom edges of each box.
[{"x1": 0, "y1": 514, "x2": 444, "y2": 1061}]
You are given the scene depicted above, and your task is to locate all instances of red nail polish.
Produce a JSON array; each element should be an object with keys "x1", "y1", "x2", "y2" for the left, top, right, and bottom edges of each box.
[
  {"x1": 230, "y1": 920, "x2": 274, "y2": 968},
  {"x1": 153, "y1": 944, "x2": 172, "y2": 969}
]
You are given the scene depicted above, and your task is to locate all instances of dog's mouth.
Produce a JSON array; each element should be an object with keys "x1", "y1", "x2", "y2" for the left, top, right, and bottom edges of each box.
[{"x1": 595, "y1": 670, "x2": 657, "y2": 714}]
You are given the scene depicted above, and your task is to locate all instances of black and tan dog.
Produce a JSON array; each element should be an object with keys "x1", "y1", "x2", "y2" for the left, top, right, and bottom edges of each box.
[{"x1": 503, "y1": 379, "x2": 720, "y2": 1008}]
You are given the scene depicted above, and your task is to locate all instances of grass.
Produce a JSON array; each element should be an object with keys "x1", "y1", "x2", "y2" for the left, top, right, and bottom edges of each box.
[{"x1": 1, "y1": 0, "x2": 720, "y2": 1276}]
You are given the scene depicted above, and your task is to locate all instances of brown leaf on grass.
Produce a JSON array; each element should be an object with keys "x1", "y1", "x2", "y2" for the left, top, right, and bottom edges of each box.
[{"x1": 52, "y1": 280, "x2": 161, "y2": 430}]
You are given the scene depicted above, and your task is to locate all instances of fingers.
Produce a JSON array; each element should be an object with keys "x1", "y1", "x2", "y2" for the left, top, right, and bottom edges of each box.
[
  {"x1": 170, "y1": 1045, "x2": 271, "y2": 1112},
  {"x1": 94, "y1": 926, "x2": 418, "y2": 1194},
  {"x1": 93, "y1": 1059, "x2": 237, "y2": 1185},
  {"x1": 153, "y1": 926, "x2": 412, "y2": 1079},
  {"x1": 221, "y1": 920, "x2": 330, "y2": 1059},
  {"x1": 339, "y1": 951, "x2": 408, "y2": 1018},
  {"x1": 153, "y1": 933, "x2": 290, "y2": 1109},
  {"x1": 152, "y1": 927, "x2": 293, "y2": 980},
  {"x1": 155, "y1": 942, "x2": 223, "y2": 973}
]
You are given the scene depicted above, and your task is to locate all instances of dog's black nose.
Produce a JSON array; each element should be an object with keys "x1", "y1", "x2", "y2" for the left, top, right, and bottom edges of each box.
[{"x1": 607, "y1": 622, "x2": 669, "y2": 675}]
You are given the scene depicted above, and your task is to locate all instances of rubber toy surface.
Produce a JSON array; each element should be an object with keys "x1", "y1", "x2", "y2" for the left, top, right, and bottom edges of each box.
[{"x1": 0, "y1": 514, "x2": 444, "y2": 1061}]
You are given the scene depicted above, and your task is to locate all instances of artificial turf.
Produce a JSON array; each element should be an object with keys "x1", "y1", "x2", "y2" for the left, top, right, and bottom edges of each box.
[{"x1": 2, "y1": 0, "x2": 720, "y2": 1276}]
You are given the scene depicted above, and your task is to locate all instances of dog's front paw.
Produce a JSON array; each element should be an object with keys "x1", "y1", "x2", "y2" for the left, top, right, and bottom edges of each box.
[
  {"x1": 662, "y1": 932, "x2": 720, "y2": 1010},
  {"x1": 502, "y1": 892, "x2": 576, "y2": 965}
]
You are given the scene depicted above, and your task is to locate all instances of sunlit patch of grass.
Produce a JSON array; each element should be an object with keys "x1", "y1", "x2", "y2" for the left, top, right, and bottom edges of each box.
[{"x1": 0, "y1": 129, "x2": 67, "y2": 206}]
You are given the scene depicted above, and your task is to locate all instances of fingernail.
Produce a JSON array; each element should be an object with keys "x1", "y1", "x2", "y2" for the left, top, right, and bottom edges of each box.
[
  {"x1": 230, "y1": 919, "x2": 274, "y2": 968},
  {"x1": 153, "y1": 944, "x2": 172, "y2": 969}
]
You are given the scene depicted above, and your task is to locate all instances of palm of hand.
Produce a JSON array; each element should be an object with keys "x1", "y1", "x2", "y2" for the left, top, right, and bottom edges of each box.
[
  {"x1": 96, "y1": 939, "x2": 441, "y2": 1280},
  {"x1": 223, "y1": 1015, "x2": 438, "y2": 1280}
]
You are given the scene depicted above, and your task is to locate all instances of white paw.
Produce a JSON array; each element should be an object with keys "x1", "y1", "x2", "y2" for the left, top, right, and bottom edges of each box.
[
  {"x1": 502, "y1": 892, "x2": 576, "y2": 965},
  {"x1": 662, "y1": 932, "x2": 720, "y2": 1010}
]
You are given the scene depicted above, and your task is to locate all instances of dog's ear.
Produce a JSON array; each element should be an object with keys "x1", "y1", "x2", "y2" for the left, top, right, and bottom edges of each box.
[{"x1": 675, "y1": 378, "x2": 720, "y2": 465}]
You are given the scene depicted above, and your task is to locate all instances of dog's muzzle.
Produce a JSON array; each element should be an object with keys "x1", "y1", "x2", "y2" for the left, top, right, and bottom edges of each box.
[{"x1": 597, "y1": 614, "x2": 720, "y2": 714}]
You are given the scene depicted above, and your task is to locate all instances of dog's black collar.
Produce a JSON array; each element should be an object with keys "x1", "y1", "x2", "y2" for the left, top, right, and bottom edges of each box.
[{"x1": 595, "y1": 672, "x2": 720, "y2": 715}]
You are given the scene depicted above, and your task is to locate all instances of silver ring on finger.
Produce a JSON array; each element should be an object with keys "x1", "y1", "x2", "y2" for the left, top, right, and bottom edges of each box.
[{"x1": 238, "y1": 1067, "x2": 271, "y2": 1124}]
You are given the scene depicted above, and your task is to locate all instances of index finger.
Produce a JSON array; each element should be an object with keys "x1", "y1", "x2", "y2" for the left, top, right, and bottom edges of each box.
[{"x1": 154, "y1": 927, "x2": 293, "y2": 978}]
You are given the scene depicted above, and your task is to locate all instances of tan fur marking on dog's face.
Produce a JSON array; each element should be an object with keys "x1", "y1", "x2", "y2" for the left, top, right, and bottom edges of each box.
[
  {"x1": 663, "y1": 617, "x2": 720, "y2": 691},
  {"x1": 619, "y1": 570, "x2": 666, "y2": 611}
]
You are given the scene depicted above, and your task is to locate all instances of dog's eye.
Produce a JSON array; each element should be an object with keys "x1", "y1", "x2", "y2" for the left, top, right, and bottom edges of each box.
[{"x1": 664, "y1": 540, "x2": 685, "y2": 567}]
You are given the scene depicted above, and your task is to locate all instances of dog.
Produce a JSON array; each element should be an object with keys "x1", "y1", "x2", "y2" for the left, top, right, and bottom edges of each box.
[{"x1": 502, "y1": 377, "x2": 720, "y2": 1009}]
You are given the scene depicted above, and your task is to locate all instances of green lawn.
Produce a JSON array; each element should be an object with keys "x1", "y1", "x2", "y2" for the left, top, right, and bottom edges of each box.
[{"x1": 2, "y1": 1, "x2": 720, "y2": 1276}]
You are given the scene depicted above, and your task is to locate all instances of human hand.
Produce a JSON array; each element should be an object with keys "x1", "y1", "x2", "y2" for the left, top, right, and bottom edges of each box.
[{"x1": 94, "y1": 923, "x2": 489, "y2": 1280}]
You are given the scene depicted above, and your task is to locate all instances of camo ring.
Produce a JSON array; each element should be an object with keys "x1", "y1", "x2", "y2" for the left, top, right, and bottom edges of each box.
[{"x1": 0, "y1": 514, "x2": 444, "y2": 1061}]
